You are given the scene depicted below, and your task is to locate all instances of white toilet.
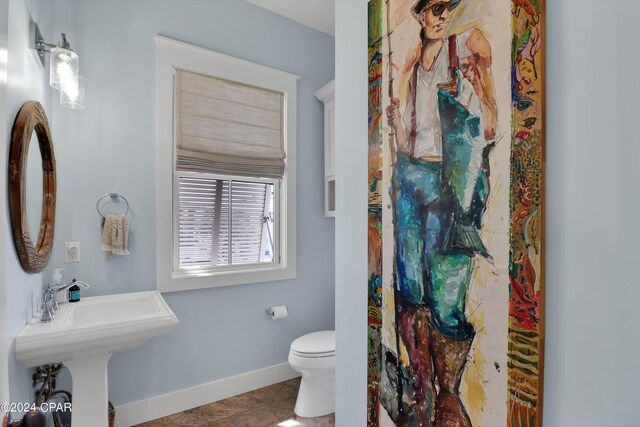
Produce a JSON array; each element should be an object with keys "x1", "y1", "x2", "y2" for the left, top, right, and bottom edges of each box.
[{"x1": 288, "y1": 330, "x2": 335, "y2": 417}]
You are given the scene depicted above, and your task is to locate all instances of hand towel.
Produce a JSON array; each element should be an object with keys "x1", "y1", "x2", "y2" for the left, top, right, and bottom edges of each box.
[{"x1": 101, "y1": 213, "x2": 130, "y2": 256}]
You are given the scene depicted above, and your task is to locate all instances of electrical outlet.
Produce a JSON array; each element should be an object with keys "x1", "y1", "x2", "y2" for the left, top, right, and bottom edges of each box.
[{"x1": 65, "y1": 242, "x2": 80, "y2": 263}]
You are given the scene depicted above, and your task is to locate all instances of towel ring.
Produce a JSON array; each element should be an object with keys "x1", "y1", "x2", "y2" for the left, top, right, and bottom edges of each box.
[{"x1": 96, "y1": 193, "x2": 130, "y2": 218}]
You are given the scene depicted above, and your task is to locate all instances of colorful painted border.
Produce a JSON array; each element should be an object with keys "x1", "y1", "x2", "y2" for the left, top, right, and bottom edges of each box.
[
  {"x1": 367, "y1": 1, "x2": 384, "y2": 425},
  {"x1": 507, "y1": 0, "x2": 545, "y2": 425}
]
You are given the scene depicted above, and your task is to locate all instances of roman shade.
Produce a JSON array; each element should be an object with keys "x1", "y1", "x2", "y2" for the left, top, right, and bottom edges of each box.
[{"x1": 175, "y1": 69, "x2": 286, "y2": 179}]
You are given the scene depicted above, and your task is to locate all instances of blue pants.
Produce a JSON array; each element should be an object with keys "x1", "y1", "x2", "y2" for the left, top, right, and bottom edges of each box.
[{"x1": 392, "y1": 153, "x2": 474, "y2": 340}]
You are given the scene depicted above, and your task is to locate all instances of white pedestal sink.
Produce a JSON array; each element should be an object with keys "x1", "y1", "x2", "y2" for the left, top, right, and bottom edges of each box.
[{"x1": 15, "y1": 291, "x2": 179, "y2": 427}]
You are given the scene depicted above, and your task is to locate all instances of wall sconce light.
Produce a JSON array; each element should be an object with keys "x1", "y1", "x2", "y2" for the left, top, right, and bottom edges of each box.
[
  {"x1": 60, "y1": 75, "x2": 85, "y2": 109},
  {"x1": 31, "y1": 22, "x2": 84, "y2": 109}
]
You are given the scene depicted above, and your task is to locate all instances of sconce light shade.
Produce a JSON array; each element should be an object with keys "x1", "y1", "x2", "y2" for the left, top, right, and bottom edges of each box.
[
  {"x1": 60, "y1": 75, "x2": 84, "y2": 109},
  {"x1": 32, "y1": 26, "x2": 84, "y2": 109},
  {"x1": 50, "y1": 46, "x2": 79, "y2": 91}
]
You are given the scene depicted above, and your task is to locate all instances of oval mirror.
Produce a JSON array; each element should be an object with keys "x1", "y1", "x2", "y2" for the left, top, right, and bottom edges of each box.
[
  {"x1": 9, "y1": 101, "x2": 56, "y2": 273},
  {"x1": 27, "y1": 131, "x2": 44, "y2": 242}
]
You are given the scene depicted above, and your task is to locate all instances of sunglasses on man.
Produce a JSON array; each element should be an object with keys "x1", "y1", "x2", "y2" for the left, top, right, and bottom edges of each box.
[{"x1": 425, "y1": 0, "x2": 461, "y2": 17}]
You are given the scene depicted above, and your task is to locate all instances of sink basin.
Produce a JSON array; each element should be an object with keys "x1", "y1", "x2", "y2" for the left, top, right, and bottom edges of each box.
[
  {"x1": 15, "y1": 290, "x2": 179, "y2": 426},
  {"x1": 16, "y1": 290, "x2": 178, "y2": 367}
]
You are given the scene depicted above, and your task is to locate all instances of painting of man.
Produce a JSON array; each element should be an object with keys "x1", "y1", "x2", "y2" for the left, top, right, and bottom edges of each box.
[{"x1": 367, "y1": 0, "x2": 544, "y2": 426}]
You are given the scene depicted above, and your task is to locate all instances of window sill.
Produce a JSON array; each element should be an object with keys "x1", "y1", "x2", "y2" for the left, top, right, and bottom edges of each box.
[{"x1": 158, "y1": 263, "x2": 296, "y2": 293}]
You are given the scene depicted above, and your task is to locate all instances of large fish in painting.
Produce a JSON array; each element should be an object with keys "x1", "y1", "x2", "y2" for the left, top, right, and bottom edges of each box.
[{"x1": 438, "y1": 75, "x2": 491, "y2": 259}]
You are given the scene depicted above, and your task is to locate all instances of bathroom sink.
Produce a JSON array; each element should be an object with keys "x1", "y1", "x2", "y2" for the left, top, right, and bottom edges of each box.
[
  {"x1": 15, "y1": 290, "x2": 179, "y2": 427},
  {"x1": 15, "y1": 290, "x2": 178, "y2": 367}
]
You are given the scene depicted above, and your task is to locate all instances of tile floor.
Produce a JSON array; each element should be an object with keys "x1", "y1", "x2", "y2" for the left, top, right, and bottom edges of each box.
[{"x1": 135, "y1": 377, "x2": 334, "y2": 427}]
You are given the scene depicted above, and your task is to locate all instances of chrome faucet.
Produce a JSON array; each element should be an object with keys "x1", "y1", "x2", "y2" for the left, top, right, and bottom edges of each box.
[
  {"x1": 40, "y1": 287, "x2": 55, "y2": 322},
  {"x1": 40, "y1": 281, "x2": 90, "y2": 322}
]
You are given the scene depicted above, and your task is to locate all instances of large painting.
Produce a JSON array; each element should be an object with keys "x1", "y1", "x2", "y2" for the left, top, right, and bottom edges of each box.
[{"x1": 367, "y1": 0, "x2": 545, "y2": 426}]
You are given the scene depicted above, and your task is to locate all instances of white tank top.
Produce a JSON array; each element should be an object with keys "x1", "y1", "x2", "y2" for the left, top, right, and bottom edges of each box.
[{"x1": 404, "y1": 29, "x2": 479, "y2": 159}]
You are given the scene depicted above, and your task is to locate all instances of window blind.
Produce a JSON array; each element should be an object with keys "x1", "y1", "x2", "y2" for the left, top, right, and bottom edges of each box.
[
  {"x1": 178, "y1": 175, "x2": 272, "y2": 268},
  {"x1": 175, "y1": 69, "x2": 286, "y2": 179},
  {"x1": 230, "y1": 180, "x2": 270, "y2": 264}
]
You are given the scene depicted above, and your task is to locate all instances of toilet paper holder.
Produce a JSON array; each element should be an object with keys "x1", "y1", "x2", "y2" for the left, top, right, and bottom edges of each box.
[{"x1": 267, "y1": 305, "x2": 288, "y2": 320}]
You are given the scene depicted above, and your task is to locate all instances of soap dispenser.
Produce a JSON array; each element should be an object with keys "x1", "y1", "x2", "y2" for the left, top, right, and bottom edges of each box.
[
  {"x1": 51, "y1": 268, "x2": 67, "y2": 304},
  {"x1": 51, "y1": 268, "x2": 64, "y2": 286}
]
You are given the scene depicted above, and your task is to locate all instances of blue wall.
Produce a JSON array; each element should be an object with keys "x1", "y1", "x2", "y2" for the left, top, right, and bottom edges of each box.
[
  {"x1": 0, "y1": 0, "x2": 9, "y2": 410},
  {"x1": 4, "y1": 0, "x2": 53, "y2": 407},
  {"x1": 41, "y1": 0, "x2": 335, "y2": 406},
  {"x1": 543, "y1": 0, "x2": 640, "y2": 425},
  {"x1": 334, "y1": 0, "x2": 367, "y2": 425}
]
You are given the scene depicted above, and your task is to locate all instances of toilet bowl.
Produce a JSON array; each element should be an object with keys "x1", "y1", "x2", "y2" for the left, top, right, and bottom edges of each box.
[{"x1": 288, "y1": 330, "x2": 335, "y2": 417}]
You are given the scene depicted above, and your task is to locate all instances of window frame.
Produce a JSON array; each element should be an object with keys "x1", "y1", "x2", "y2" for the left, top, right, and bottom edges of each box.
[{"x1": 155, "y1": 36, "x2": 298, "y2": 293}]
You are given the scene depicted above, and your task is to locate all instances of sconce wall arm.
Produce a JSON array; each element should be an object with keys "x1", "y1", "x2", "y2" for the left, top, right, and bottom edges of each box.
[{"x1": 30, "y1": 22, "x2": 72, "y2": 65}]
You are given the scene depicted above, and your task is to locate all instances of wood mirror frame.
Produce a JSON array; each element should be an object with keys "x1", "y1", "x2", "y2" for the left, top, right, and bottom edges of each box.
[{"x1": 9, "y1": 101, "x2": 56, "y2": 273}]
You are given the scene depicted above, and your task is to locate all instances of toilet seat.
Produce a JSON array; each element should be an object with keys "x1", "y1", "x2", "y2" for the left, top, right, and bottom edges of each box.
[
  {"x1": 290, "y1": 331, "x2": 335, "y2": 358},
  {"x1": 291, "y1": 349, "x2": 335, "y2": 358}
]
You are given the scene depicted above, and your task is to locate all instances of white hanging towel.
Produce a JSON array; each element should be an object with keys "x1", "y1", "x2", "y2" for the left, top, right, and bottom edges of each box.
[{"x1": 101, "y1": 213, "x2": 130, "y2": 256}]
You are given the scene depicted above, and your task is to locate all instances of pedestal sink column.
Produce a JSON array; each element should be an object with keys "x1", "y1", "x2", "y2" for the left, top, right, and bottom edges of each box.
[{"x1": 64, "y1": 353, "x2": 112, "y2": 427}]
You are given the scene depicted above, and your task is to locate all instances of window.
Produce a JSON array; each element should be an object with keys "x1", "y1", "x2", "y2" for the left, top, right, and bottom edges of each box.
[
  {"x1": 177, "y1": 174, "x2": 277, "y2": 268},
  {"x1": 155, "y1": 36, "x2": 298, "y2": 292}
]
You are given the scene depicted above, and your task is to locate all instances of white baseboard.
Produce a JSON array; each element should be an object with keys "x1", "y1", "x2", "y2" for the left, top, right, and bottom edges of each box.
[{"x1": 114, "y1": 363, "x2": 299, "y2": 427}]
